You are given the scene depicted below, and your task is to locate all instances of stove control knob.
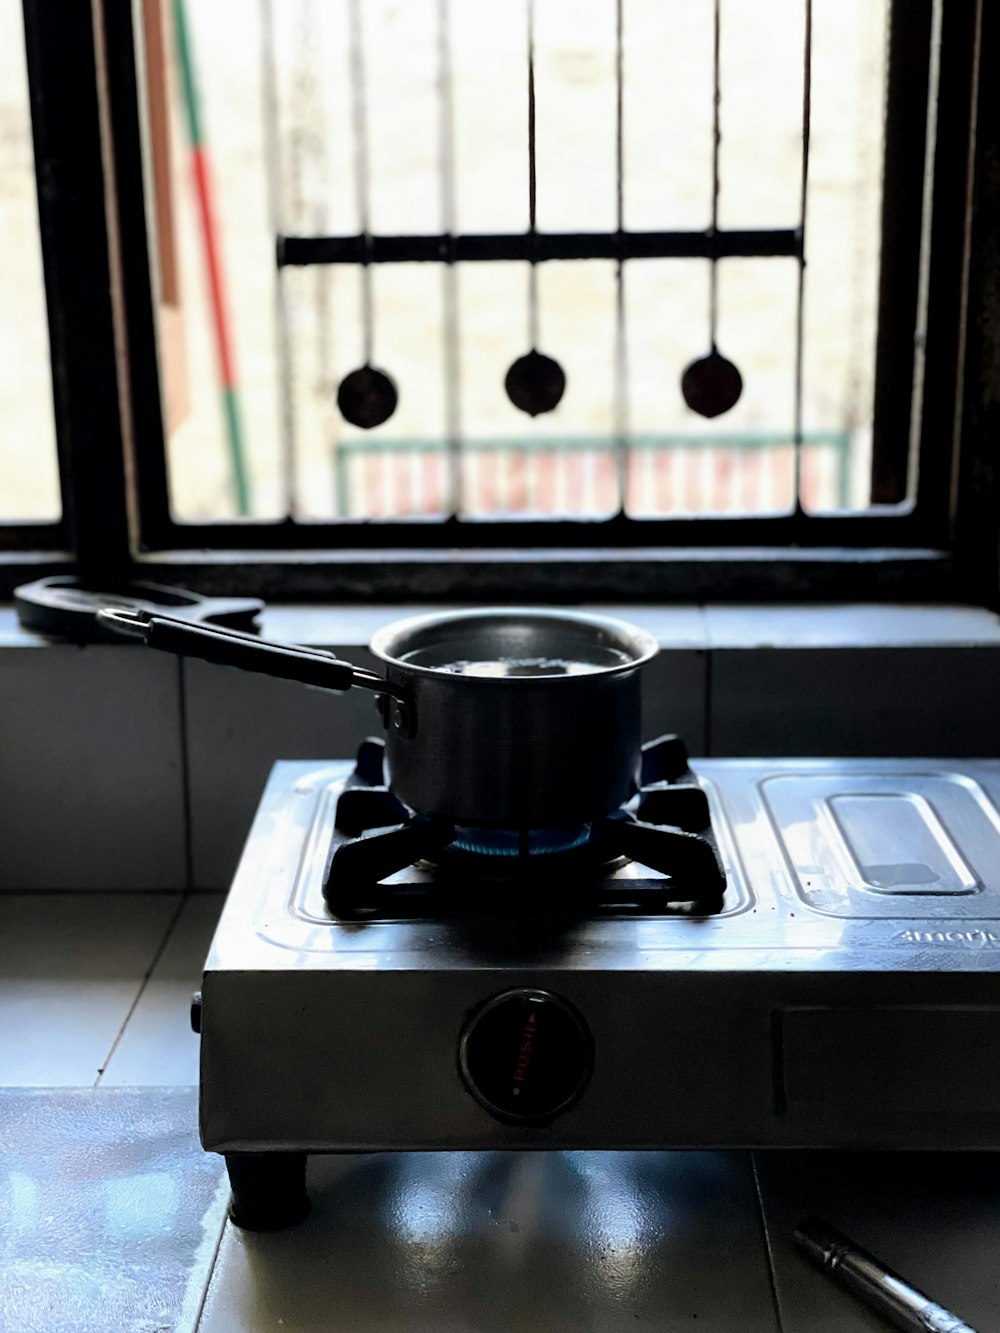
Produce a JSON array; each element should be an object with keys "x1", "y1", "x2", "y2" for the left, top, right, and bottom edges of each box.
[{"x1": 459, "y1": 989, "x2": 593, "y2": 1123}]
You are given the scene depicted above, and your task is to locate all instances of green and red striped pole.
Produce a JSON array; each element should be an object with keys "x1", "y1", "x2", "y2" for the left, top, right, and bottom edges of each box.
[{"x1": 172, "y1": 0, "x2": 251, "y2": 515}]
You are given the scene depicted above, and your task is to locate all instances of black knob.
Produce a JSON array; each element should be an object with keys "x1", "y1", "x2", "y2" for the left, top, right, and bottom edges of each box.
[
  {"x1": 337, "y1": 365, "x2": 398, "y2": 429},
  {"x1": 504, "y1": 350, "x2": 566, "y2": 416},
  {"x1": 680, "y1": 350, "x2": 743, "y2": 418},
  {"x1": 459, "y1": 989, "x2": 593, "y2": 1123},
  {"x1": 190, "y1": 991, "x2": 202, "y2": 1034}
]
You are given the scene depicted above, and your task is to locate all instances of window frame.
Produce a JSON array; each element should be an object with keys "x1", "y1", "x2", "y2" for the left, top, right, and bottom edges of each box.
[
  {"x1": 2, "y1": 0, "x2": 997, "y2": 606},
  {"x1": 0, "y1": 0, "x2": 130, "y2": 576}
]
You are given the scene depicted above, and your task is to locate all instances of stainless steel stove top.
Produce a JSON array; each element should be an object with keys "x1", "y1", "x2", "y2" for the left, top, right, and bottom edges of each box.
[{"x1": 199, "y1": 758, "x2": 1000, "y2": 1159}]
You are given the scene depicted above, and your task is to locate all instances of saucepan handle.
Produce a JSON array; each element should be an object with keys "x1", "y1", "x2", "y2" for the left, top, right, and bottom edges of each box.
[{"x1": 96, "y1": 607, "x2": 405, "y2": 699}]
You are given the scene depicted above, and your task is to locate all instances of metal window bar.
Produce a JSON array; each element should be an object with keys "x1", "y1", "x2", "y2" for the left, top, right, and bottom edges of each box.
[
  {"x1": 707, "y1": 0, "x2": 721, "y2": 352},
  {"x1": 792, "y1": 0, "x2": 813, "y2": 513},
  {"x1": 279, "y1": 228, "x2": 803, "y2": 267},
  {"x1": 526, "y1": 0, "x2": 540, "y2": 351},
  {"x1": 3, "y1": 0, "x2": 126, "y2": 561},
  {"x1": 613, "y1": 0, "x2": 627, "y2": 514},
  {"x1": 347, "y1": 0, "x2": 375, "y2": 368},
  {"x1": 437, "y1": 0, "x2": 462, "y2": 516}
]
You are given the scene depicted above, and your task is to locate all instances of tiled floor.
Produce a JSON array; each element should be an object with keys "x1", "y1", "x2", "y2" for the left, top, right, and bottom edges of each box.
[
  {"x1": 2, "y1": 893, "x2": 997, "y2": 1332},
  {"x1": 198, "y1": 1151, "x2": 783, "y2": 1332},
  {"x1": 0, "y1": 892, "x2": 223, "y2": 1088}
]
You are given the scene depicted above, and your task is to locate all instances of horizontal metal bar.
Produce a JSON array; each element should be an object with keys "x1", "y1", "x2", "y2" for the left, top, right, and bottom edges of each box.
[
  {"x1": 126, "y1": 546, "x2": 955, "y2": 603},
  {"x1": 0, "y1": 522, "x2": 67, "y2": 551},
  {"x1": 137, "y1": 507, "x2": 927, "y2": 555},
  {"x1": 278, "y1": 228, "x2": 802, "y2": 268}
]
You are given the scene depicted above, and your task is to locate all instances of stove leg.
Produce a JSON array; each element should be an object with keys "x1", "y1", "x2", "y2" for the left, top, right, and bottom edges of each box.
[{"x1": 225, "y1": 1152, "x2": 311, "y2": 1231}]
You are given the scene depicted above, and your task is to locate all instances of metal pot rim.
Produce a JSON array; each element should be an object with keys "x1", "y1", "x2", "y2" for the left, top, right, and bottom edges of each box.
[{"x1": 369, "y1": 606, "x2": 659, "y2": 682}]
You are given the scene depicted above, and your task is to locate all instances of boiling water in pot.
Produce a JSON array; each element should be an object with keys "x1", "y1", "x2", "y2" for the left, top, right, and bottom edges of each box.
[
  {"x1": 440, "y1": 657, "x2": 605, "y2": 677},
  {"x1": 401, "y1": 644, "x2": 633, "y2": 677}
]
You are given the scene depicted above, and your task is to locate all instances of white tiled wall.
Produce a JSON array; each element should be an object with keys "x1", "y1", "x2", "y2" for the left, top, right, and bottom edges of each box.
[
  {"x1": 2, "y1": 603, "x2": 1000, "y2": 891},
  {"x1": 182, "y1": 651, "x2": 387, "y2": 888},
  {"x1": 0, "y1": 642, "x2": 187, "y2": 889},
  {"x1": 708, "y1": 645, "x2": 1000, "y2": 756}
]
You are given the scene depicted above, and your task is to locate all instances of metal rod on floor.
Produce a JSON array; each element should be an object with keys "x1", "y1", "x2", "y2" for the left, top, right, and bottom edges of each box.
[{"x1": 795, "y1": 1218, "x2": 977, "y2": 1333}]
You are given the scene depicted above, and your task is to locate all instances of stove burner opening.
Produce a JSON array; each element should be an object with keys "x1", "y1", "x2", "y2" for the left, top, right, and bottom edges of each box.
[{"x1": 450, "y1": 825, "x2": 593, "y2": 858}]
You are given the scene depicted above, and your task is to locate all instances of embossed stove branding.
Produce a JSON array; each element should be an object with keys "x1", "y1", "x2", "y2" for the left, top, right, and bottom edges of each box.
[{"x1": 895, "y1": 928, "x2": 1000, "y2": 946}]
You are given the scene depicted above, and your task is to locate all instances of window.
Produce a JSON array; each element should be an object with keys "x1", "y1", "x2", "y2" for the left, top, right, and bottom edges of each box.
[
  {"x1": 0, "y1": 0, "x2": 60, "y2": 528},
  {"x1": 161, "y1": 0, "x2": 886, "y2": 526},
  {"x1": 3, "y1": 0, "x2": 998, "y2": 602}
]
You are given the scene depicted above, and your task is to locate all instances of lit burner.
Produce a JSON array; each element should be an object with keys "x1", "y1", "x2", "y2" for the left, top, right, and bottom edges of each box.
[{"x1": 450, "y1": 825, "x2": 593, "y2": 858}]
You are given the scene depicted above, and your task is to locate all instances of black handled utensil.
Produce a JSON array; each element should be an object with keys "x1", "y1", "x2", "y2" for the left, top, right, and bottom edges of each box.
[
  {"x1": 96, "y1": 608, "x2": 403, "y2": 699},
  {"x1": 15, "y1": 577, "x2": 263, "y2": 642},
  {"x1": 98, "y1": 604, "x2": 658, "y2": 832}
]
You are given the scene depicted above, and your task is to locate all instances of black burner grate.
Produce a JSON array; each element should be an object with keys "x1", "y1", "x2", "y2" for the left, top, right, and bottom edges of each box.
[{"x1": 323, "y1": 734, "x2": 725, "y2": 921}]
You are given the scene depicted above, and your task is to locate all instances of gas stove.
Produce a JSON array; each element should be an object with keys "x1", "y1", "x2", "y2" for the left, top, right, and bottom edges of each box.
[{"x1": 195, "y1": 745, "x2": 1000, "y2": 1229}]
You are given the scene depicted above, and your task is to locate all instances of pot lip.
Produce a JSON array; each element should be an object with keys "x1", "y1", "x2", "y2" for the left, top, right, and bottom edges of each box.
[{"x1": 369, "y1": 606, "x2": 659, "y2": 682}]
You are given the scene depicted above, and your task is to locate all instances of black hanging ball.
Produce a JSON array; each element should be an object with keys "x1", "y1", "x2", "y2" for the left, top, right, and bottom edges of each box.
[
  {"x1": 504, "y1": 349, "x2": 567, "y2": 417},
  {"x1": 680, "y1": 350, "x2": 743, "y2": 419},
  {"x1": 337, "y1": 365, "x2": 398, "y2": 429}
]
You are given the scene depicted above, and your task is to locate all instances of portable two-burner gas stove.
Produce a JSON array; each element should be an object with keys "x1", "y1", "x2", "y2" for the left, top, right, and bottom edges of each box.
[{"x1": 193, "y1": 736, "x2": 1000, "y2": 1230}]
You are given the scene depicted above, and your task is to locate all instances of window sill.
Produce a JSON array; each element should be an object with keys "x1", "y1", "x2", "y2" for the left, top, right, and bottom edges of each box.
[
  {"x1": 2, "y1": 599, "x2": 999, "y2": 651},
  {"x1": 132, "y1": 544, "x2": 956, "y2": 601}
]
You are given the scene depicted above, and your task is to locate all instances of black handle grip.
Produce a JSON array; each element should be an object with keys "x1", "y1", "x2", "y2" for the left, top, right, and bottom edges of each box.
[
  {"x1": 145, "y1": 616, "x2": 361, "y2": 692},
  {"x1": 95, "y1": 606, "x2": 385, "y2": 696}
]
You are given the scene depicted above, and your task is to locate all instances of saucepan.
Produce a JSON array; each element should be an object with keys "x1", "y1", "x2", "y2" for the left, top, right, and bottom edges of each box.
[{"x1": 97, "y1": 606, "x2": 658, "y2": 829}]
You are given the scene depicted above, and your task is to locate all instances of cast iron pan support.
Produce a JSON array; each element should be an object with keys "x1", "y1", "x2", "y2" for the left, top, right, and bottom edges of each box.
[
  {"x1": 324, "y1": 734, "x2": 725, "y2": 916},
  {"x1": 326, "y1": 817, "x2": 457, "y2": 917}
]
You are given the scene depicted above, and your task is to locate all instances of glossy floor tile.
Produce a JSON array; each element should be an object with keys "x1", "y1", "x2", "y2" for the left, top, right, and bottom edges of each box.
[
  {"x1": 198, "y1": 1150, "x2": 780, "y2": 1332},
  {"x1": 0, "y1": 1088, "x2": 227, "y2": 1333},
  {"x1": 101, "y1": 894, "x2": 224, "y2": 1087},
  {"x1": 755, "y1": 1151, "x2": 1000, "y2": 1331},
  {"x1": 0, "y1": 894, "x2": 181, "y2": 1086}
]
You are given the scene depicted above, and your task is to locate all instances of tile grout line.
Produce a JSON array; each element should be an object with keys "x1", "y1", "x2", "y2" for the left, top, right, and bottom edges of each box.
[
  {"x1": 188, "y1": 1178, "x2": 231, "y2": 1333},
  {"x1": 696, "y1": 603, "x2": 713, "y2": 757},
  {"x1": 178, "y1": 656, "x2": 195, "y2": 890},
  {"x1": 751, "y1": 1152, "x2": 787, "y2": 1333},
  {"x1": 93, "y1": 891, "x2": 189, "y2": 1087},
  {"x1": 703, "y1": 630, "x2": 714, "y2": 759}
]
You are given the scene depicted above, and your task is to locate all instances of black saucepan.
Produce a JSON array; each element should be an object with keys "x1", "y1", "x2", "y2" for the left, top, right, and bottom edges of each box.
[{"x1": 97, "y1": 606, "x2": 658, "y2": 829}]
